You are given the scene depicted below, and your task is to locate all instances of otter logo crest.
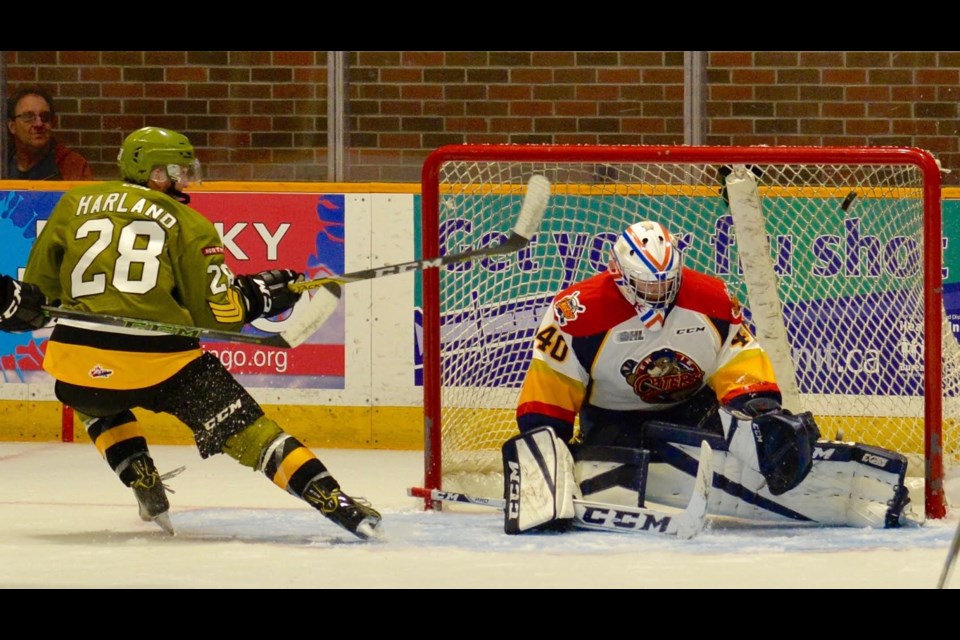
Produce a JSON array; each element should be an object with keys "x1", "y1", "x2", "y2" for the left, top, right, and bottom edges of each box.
[{"x1": 620, "y1": 349, "x2": 703, "y2": 404}]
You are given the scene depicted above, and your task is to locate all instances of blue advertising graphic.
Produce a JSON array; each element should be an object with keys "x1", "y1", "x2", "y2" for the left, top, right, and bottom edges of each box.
[
  {"x1": 0, "y1": 190, "x2": 59, "y2": 382},
  {"x1": 0, "y1": 187, "x2": 347, "y2": 388},
  {"x1": 413, "y1": 196, "x2": 960, "y2": 396}
]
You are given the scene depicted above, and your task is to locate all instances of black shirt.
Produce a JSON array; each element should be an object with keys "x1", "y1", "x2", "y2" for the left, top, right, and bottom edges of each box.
[{"x1": 6, "y1": 145, "x2": 61, "y2": 180}]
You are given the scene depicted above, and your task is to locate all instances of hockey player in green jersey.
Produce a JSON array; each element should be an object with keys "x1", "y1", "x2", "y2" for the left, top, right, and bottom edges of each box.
[{"x1": 7, "y1": 126, "x2": 381, "y2": 539}]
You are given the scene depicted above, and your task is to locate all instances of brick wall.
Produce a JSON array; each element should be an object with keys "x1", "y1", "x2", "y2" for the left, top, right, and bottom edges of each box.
[
  {"x1": 704, "y1": 51, "x2": 960, "y2": 179},
  {"x1": 6, "y1": 51, "x2": 960, "y2": 184},
  {"x1": 5, "y1": 51, "x2": 330, "y2": 181},
  {"x1": 347, "y1": 51, "x2": 687, "y2": 180}
]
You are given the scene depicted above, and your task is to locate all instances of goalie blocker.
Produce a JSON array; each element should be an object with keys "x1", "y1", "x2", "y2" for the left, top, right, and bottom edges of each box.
[
  {"x1": 503, "y1": 412, "x2": 916, "y2": 534},
  {"x1": 503, "y1": 426, "x2": 581, "y2": 534}
]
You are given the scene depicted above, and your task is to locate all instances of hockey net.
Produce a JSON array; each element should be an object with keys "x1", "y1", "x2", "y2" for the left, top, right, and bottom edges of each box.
[{"x1": 420, "y1": 145, "x2": 956, "y2": 518}]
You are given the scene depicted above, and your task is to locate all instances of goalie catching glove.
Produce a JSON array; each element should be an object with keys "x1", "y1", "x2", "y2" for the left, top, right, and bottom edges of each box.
[
  {"x1": 721, "y1": 401, "x2": 820, "y2": 495},
  {"x1": 0, "y1": 275, "x2": 48, "y2": 332},
  {"x1": 233, "y1": 269, "x2": 304, "y2": 323},
  {"x1": 502, "y1": 426, "x2": 581, "y2": 534}
]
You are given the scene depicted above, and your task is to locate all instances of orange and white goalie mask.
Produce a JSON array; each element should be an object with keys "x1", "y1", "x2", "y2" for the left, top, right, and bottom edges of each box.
[{"x1": 608, "y1": 220, "x2": 683, "y2": 331}]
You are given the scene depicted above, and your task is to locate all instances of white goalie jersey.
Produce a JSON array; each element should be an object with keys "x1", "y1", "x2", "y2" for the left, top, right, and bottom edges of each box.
[
  {"x1": 513, "y1": 266, "x2": 916, "y2": 529},
  {"x1": 516, "y1": 267, "x2": 780, "y2": 442}
]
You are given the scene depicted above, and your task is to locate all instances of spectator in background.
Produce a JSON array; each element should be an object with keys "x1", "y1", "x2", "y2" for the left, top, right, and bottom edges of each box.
[{"x1": 5, "y1": 85, "x2": 92, "y2": 180}]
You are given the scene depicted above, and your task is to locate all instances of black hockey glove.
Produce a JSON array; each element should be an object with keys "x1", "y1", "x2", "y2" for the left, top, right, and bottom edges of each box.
[
  {"x1": 234, "y1": 269, "x2": 304, "y2": 322},
  {"x1": 739, "y1": 395, "x2": 785, "y2": 418},
  {"x1": 0, "y1": 275, "x2": 48, "y2": 332},
  {"x1": 751, "y1": 410, "x2": 821, "y2": 496}
]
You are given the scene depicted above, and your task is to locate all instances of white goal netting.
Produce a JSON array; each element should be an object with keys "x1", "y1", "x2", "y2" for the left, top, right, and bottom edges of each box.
[{"x1": 420, "y1": 145, "x2": 957, "y2": 518}]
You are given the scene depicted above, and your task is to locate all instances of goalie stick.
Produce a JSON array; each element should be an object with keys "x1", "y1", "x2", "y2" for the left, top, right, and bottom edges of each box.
[
  {"x1": 721, "y1": 165, "x2": 801, "y2": 413},
  {"x1": 408, "y1": 441, "x2": 714, "y2": 540},
  {"x1": 937, "y1": 517, "x2": 960, "y2": 589},
  {"x1": 288, "y1": 174, "x2": 551, "y2": 293}
]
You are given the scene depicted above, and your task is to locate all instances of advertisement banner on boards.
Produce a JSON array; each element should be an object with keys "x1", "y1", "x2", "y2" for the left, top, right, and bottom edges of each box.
[{"x1": 0, "y1": 188, "x2": 346, "y2": 389}]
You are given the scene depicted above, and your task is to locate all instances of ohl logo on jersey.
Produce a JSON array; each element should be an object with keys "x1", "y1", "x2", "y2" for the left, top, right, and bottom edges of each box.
[
  {"x1": 553, "y1": 291, "x2": 586, "y2": 327},
  {"x1": 620, "y1": 349, "x2": 703, "y2": 404}
]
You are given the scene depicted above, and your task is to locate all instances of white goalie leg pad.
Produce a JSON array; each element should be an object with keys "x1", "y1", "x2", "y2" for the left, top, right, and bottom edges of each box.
[
  {"x1": 641, "y1": 423, "x2": 914, "y2": 528},
  {"x1": 636, "y1": 425, "x2": 771, "y2": 520},
  {"x1": 574, "y1": 446, "x2": 650, "y2": 507},
  {"x1": 502, "y1": 426, "x2": 581, "y2": 534},
  {"x1": 775, "y1": 442, "x2": 914, "y2": 528}
]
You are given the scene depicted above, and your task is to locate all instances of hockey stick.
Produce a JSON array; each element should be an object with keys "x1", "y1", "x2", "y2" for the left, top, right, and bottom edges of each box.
[
  {"x1": 40, "y1": 281, "x2": 342, "y2": 350},
  {"x1": 937, "y1": 517, "x2": 960, "y2": 589},
  {"x1": 288, "y1": 174, "x2": 551, "y2": 293},
  {"x1": 408, "y1": 441, "x2": 713, "y2": 540},
  {"x1": 38, "y1": 176, "x2": 550, "y2": 348}
]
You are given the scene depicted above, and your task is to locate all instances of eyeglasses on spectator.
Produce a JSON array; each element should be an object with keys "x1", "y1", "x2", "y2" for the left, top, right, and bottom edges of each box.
[{"x1": 14, "y1": 111, "x2": 53, "y2": 124}]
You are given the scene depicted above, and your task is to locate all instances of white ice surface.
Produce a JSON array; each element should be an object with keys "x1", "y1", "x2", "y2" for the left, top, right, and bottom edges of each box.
[{"x1": 0, "y1": 442, "x2": 957, "y2": 589}]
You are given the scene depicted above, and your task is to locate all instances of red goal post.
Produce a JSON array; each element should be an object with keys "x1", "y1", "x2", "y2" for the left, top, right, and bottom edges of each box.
[{"x1": 420, "y1": 144, "x2": 951, "y2": 519}]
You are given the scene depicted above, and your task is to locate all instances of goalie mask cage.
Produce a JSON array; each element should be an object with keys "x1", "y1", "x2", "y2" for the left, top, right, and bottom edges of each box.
[{"x1": 420, "y1": 144, "x2": 954, "y2": 519}]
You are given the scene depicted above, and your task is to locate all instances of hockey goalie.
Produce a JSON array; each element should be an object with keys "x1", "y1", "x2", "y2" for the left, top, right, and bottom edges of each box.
[{"x1": 504, "y1": 220, "x2": 916, "y2": 534}]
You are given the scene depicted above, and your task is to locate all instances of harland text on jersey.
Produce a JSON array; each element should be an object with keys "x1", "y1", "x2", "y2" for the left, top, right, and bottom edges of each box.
[{"x1": 74, "y1": 193, "x2": 177, "y2": 229}]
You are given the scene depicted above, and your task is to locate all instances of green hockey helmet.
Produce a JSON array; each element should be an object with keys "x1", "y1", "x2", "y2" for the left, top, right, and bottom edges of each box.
[{"x1": 117, "y1": 126, "x2": 201, "y2": 187}]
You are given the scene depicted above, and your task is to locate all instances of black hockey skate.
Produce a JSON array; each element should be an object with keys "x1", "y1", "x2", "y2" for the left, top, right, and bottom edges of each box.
[
  {"x1": 127, "y1": 456, "x2": 179, "y2": 535},
  {"x1": 303, "y1": 477, "x2": 382, "y2": 540}
]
